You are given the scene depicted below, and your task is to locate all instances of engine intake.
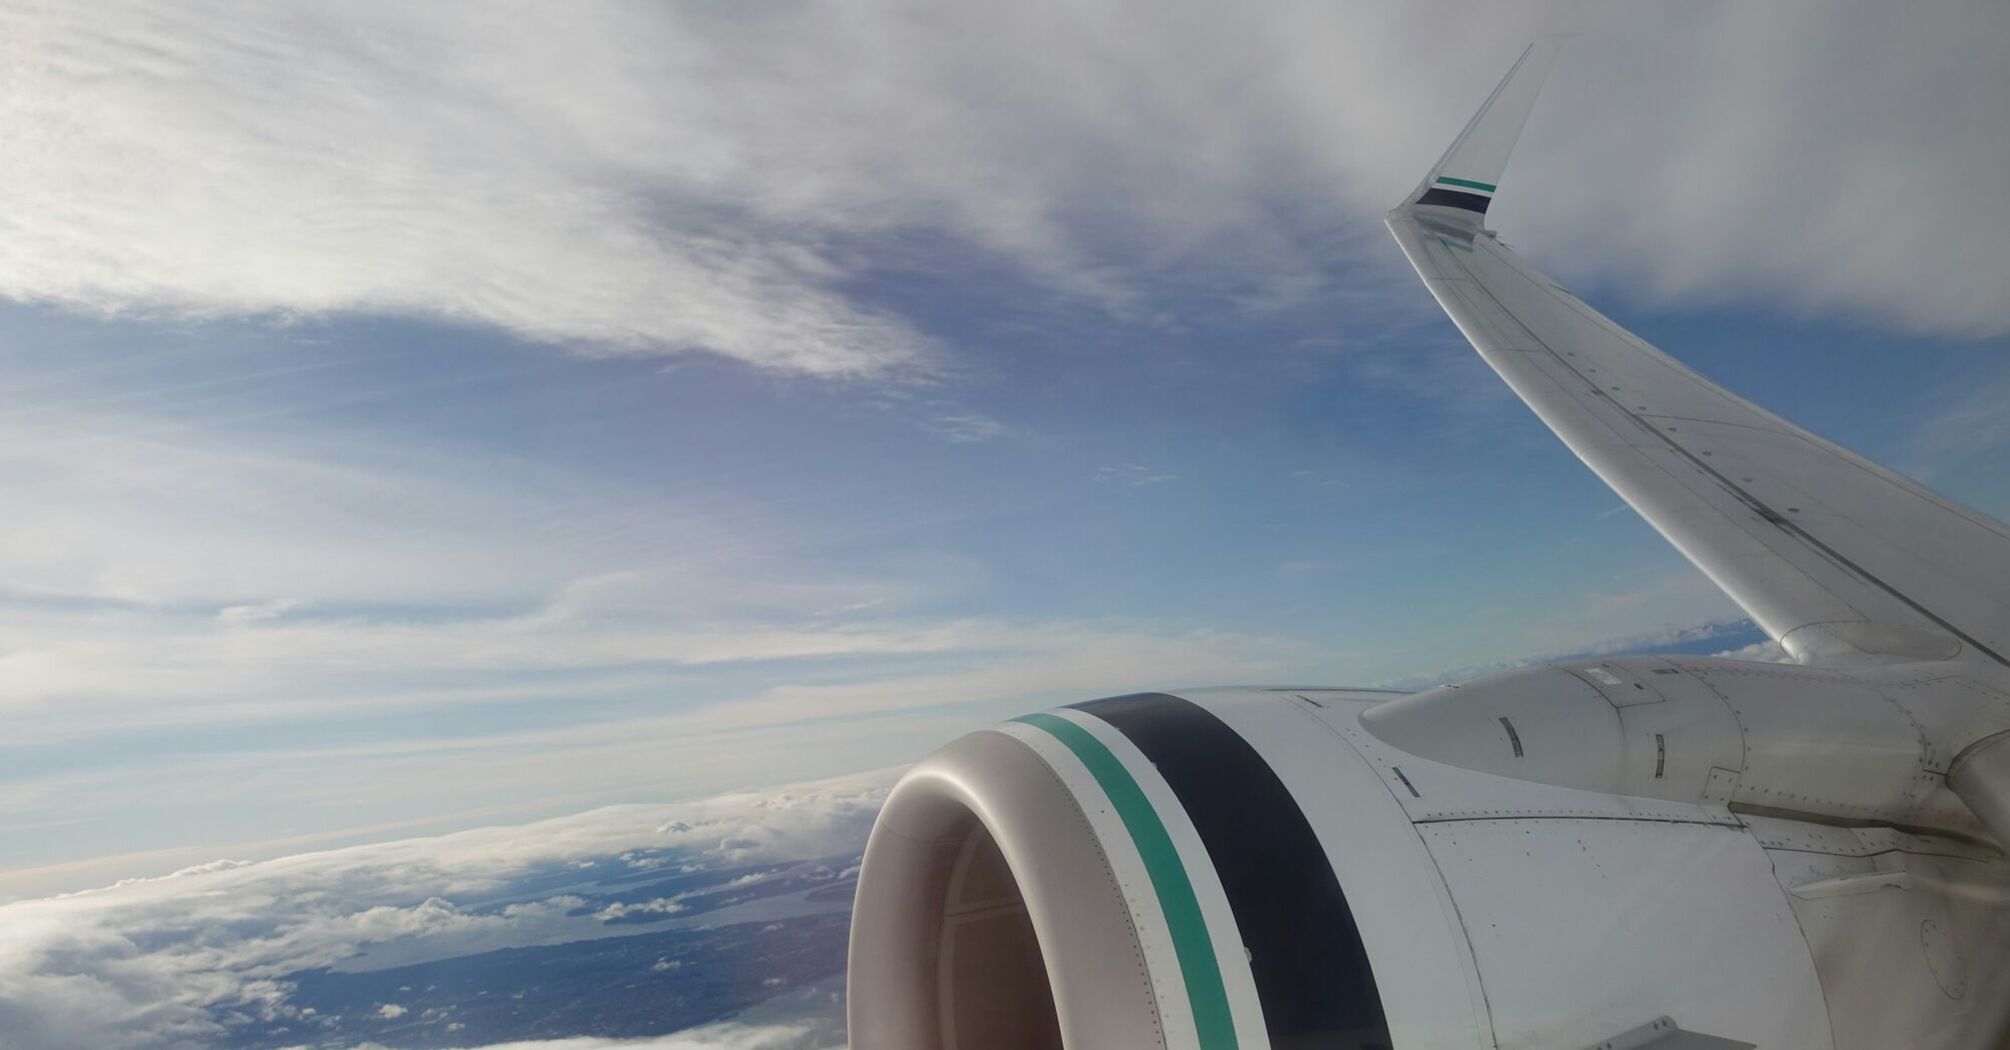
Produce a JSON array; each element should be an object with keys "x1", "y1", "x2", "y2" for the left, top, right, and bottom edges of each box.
[{"x1": 847, "y1": 693, "x2": 1395, "y2": 1050}]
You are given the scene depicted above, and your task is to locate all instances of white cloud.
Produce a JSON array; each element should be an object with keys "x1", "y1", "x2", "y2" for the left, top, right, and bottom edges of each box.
[
  {"x1": 1514, "y1": 3, "x2": 2010, "y2": 338},
  {"x1": 1092, "y1": 464, "x2": 1178, "y2": 488},
  {"x1": 216, "y1": 600, "x2": 302, "y2": 624},
  {"x1": 922, "y1": 413, "x2": 1008, "y2": 444},
  {"x1": 1, "y1": 617, "x2": 1309, "y2": 903},
  {"x1": 4, "y1": 3, "x2": 928, "y2": 377},
  {"x1": 0, "y1": 401, "x2": 1320, "y2": 875},
  {"x1": 0, "y1": 772, "x2": 888, "y2": 1050},
  {"x1": 596, "y1": 898, "x2": 687, "y2": 922},
  {"x1": 0, "y1": 416, "x2": 1321, "y2": 885},
  {"x1": 1713, "y1": 639, "x2": 1793, "y2": 664},
  {"x1": 437, "y1": 1026, "x2": 824, "y2": 1050},
  {"x1": 5, "y1": 1, "x2": 2005, "y2": 381},
  {"x1": 0, "y1": 401, "x2": 1003, "y2": 732},
  {"x1": 1898, "y1": 365, "x2": 2010, "y2": 480},
  {"x1": 1379, "y1": 617, "x2": 1765, "y2": 691}
]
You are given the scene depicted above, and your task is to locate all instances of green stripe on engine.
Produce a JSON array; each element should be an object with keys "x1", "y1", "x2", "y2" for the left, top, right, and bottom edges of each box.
[
  {"x1": 1434, "y1": 175, "x2": 1497, "y2": 192},
  {"x1": 1012, "y1": 712, "x2": 1238, "y2": 1049}
]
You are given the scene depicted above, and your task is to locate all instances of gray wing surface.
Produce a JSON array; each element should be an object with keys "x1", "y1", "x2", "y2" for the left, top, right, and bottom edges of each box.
[{"x1": 1387, "y1": 43, "x2": 2010, "y2": 668}]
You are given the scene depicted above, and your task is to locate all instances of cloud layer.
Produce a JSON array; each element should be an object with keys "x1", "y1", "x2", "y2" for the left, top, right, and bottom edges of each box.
[
  {"x1": 6, "y1": 3, "x2": 928, "y2": 376},
  {"x1": 0, "y1": 772, "x2": 886, "y2": 1050},
  {"x1": 432, "y1": 1031, "x2": 824, "y2": 1050},
  {"x1": 6, "y1": 2, "x2": 2007, "y2": 378}
]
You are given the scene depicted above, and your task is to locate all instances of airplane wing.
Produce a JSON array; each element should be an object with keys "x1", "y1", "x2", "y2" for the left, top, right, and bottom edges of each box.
[{"x1": 1386, "y1": 41, "x2": 2010, "y2": 669}]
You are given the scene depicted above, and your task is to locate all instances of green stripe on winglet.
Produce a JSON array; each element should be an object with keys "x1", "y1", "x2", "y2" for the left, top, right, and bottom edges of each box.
[
  {"x1": 1434, "y1": 175, "x2": 1497, "y2": 192},
  {"x1": 1012, "y1": 712, "x2": 1238, "y2": 1049}
]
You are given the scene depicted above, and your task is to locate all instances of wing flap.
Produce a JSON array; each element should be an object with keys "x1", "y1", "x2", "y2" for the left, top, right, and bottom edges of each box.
[{"x1": 1386, "y1": 60, "x2": 2010, "y2": 667}]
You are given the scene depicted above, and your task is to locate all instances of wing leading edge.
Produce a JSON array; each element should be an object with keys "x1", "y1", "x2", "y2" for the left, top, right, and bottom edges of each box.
[{"x1": 1387, "y1": 45, "x2": 2010, "y2": 668}]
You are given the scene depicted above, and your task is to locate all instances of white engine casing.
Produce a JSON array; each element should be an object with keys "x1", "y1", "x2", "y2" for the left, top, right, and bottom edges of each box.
[{"x1": 848, "y1": 657, "x2": 2010, "y2": 1050}]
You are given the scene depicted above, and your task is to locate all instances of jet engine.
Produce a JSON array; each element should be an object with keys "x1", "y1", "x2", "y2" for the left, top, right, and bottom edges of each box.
[{"x1": 847, "y1": 658, "x2": 2010, "y2": 1050}]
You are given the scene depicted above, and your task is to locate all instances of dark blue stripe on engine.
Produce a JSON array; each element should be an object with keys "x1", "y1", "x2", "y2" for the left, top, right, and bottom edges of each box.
[{"x1": 1070, "y1": 692, "x2": 1391, "y2": 1050}]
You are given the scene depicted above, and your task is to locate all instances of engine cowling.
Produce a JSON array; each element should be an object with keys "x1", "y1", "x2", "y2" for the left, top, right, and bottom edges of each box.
[
  {"x1": 847, "y1": 690, "x2": 1414, "y2": 1050},
  {"x1": 848, "y1": 661, "x2": 2010, "y2": 1050}
]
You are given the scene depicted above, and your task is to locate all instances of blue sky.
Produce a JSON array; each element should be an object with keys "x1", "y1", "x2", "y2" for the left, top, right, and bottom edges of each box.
[{"x1": 4, "y1": 1, "x2": 2010, "y2": 897}]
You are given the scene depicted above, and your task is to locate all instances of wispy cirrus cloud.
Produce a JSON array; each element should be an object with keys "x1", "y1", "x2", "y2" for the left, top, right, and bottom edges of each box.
[
  {"x1": 7, "y1": 1, "x2": 2007, "y2": 382},
  {"x1": 0, "y1": 395, "x2": 1326, "y2": 880},
  {"x1": 6, "y1": 3, "x2": 931, "y2": 377},
  {"x1": 921, "y1": 413, "x2": 1008, "y2": 444},
  {"x1": 1897, "y1": 364, "x2": 2010, "y2": 478},
  {"x1": 1092, "y1": 463, "x2": 1178, "y2": 488},
  {"x1": 0, "y1": 606, "x2": 1319, "y2": 889}
]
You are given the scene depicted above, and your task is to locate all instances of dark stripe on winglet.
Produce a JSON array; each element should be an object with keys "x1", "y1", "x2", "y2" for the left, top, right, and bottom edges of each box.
[
  {"x1": 1416, "y1": 187, "x2": 1492, "y2": 214},
  {"x1": 1071, "y1": 692, "x2": 1391, "y2": 1049}
]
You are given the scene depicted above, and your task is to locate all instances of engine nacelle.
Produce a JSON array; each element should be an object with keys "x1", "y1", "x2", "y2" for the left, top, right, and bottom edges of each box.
[
  {"x1": 848, "y1": 660, "x2": 2010, "y2": 1050},
  {"x1": 848, "y1": 690, "x2": 1406, "y2": 1050}
]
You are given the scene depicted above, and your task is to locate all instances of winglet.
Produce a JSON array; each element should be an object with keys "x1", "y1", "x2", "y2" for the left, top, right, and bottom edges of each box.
[{"x1": 1402, "y1": 38, "x2": 1567, "y2": 220}]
